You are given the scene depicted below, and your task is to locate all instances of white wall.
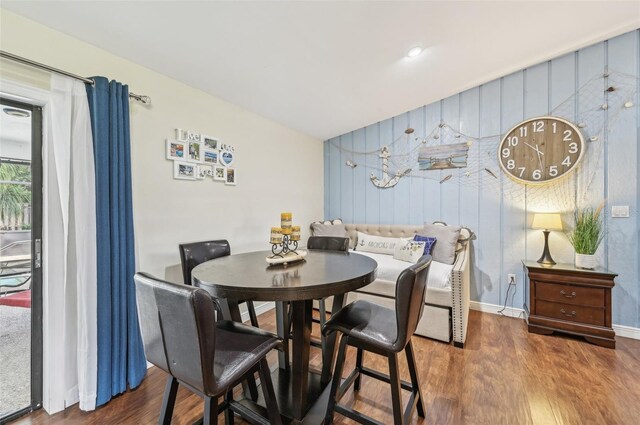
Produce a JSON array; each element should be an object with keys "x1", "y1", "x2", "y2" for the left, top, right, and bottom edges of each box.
[{"x1": 0, "y1": 9, "x2": 324, "y2": 282}]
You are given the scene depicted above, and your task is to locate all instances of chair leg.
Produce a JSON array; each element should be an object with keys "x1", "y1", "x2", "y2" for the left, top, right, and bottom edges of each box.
[
  {"x1": 246, "y1": 301, "x2": 259, "y2": 327},
  {"x1": 325, "y1": 335, "x2": 348, "y2": 424},
  {"x1": 405, "y1": 340, "x2": 426, "y2": 418},
  {"x1": 318, "y1": 298, "x2": 327, "y2": 327},
  {"x1": 203, "y1": 396, "x2": 218, "y2": 425},
  {"x1": 388, "y1": 352, "x2": 405, "y2": 425},
  {"x1": 159, "y1": 376, "x2": 179, "y2": 425},
  {"x1": 354, "y1": 348, "x2": 364, "y2": 391},
  {"x1": 224, "y1": 390, "x2": 234, "y2": 425},
  {"x1": 258, "y1": 359, "x2": 283, "y2": 425}
]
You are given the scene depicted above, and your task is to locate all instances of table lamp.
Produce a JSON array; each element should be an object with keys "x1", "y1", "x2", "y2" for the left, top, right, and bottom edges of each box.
[{"x1": 532, "y1": 213, "x2": 563, "y2": 265}]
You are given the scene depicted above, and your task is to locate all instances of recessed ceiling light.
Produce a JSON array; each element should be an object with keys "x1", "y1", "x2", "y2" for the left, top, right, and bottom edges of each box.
[
  {"x1": 407, "y1": 47, "x2": 423, "y2": 58},
  {"x1": 3, "y1": 107, "x2": 30, "y2": 118}
]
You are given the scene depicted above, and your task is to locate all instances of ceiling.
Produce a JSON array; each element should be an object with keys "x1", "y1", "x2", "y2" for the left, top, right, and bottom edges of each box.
[{"x1": 2, "y1": 1, "x2": 640, "y2": 140}]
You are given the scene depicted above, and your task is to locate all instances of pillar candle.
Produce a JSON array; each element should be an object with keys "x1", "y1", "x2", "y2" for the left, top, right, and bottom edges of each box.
[
  {"x1": 281, "y1": 212, "x2": 292, "y2": 234},
  {"x1": 291, "y1": 225, "x2": 301, "y2": 241},
  {"x1": 270, "y1": 227, "x2": 283, "y2": 244}
]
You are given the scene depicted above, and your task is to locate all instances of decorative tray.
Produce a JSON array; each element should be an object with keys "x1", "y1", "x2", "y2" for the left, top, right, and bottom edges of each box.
[{"x1": 266, "y1": 250, "x2": 308, "y2": 266}]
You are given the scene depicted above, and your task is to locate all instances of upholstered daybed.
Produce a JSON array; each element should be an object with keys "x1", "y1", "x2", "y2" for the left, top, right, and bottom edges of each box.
[{"x1": 311, "y1": 222, "x2": 473, "y2": 348}]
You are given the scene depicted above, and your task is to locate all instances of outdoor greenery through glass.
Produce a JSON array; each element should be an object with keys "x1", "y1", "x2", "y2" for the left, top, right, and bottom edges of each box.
[
  {"x1": 567, "y1": 205, "x2": 605, "y2": 255},
  {"x1": 0, "y1": 163, "x2": 31, "y2": 230}
]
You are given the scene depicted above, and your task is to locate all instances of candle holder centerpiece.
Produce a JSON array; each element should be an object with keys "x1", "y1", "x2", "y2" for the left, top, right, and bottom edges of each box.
[{"x1": 267, "y1": 212, "x2": 306, "y2": 265}]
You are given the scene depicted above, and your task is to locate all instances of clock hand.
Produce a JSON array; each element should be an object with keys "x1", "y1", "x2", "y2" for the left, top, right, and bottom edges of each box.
[{"x1": 524, "y1": 141, "x2": 545, "y2": 155}]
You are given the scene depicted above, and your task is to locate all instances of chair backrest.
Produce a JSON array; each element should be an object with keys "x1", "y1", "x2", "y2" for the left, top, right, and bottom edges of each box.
[
  {"x1": 393, "y1": 255, "x2": 432, "y2": 351},
  {"x1": 179, "y1": 240, "x2": 231, "y2": 285},
  {"x1": 307, "y1": 236, "x2": 349, "y2": 252},
  {"x1": 134, "y1": 272, "x2": 217, "y2": 395}
]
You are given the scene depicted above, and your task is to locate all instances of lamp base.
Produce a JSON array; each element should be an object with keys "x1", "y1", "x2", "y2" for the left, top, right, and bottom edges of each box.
[{"x1": 537, "y1": 230, "x2": 556, "y2": 265}]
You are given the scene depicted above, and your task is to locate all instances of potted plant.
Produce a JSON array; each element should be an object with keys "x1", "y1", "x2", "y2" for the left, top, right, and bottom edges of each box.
[{"x1": 567, "y1": 205, "x2": 605, "y2": 269}]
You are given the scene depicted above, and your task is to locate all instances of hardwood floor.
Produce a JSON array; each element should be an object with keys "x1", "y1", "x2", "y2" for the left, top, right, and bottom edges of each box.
[{"x1": 11, "y1": 309, "x2": 640, "y2": 425}]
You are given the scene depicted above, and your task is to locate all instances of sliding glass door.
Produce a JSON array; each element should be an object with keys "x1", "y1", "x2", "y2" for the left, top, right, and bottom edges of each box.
[{"x1": 0, "y1": 98, "x2": 43, "y2": 423}]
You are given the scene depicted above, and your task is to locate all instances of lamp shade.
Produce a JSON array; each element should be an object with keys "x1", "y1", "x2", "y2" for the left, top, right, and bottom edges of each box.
[{"x1": 532, "y1": 213, "x2": 563, "y2": 230}]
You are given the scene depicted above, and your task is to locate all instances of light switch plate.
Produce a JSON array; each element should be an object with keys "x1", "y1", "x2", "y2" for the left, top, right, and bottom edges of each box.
[{"x1": 611, "y1": 205, "x2": 630, "y2": 218}]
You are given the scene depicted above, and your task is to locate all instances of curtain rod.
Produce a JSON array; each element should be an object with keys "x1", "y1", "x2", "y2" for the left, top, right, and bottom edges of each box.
[{"x1": 0, "y1": 50, "x2": 151, "y2": 104}]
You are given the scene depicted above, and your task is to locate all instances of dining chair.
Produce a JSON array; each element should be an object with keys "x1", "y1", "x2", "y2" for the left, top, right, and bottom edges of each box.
[
  {"x1": 179, "y1": 239, "x2": 259, "y2": 327},
  {"x1": 323, "y1": 255, "x2": 432, "y2": 425},
  {"x1": 134, "y1": 272, "x2": 282, "y2": 425}
]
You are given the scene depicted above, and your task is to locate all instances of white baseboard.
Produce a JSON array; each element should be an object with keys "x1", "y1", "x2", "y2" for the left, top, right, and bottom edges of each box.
[
  {"x1": 469, "y1": 300, "x2": 524, "y2": 319},
  {"x1": 470, "y1": 300, "x2": 640, "y2": 341},
  {"x1": 241, "y1": 301, "x2": 275, "y2": 322}
]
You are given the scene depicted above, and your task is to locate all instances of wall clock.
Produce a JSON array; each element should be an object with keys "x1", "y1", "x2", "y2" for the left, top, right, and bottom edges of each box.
[{"x1": 498, "y1": 116, "x2": 585, "y2": 184}]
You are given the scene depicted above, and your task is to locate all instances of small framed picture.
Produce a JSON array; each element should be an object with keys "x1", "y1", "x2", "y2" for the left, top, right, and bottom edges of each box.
[
  {"x1": 197, "y1": 164, "x2": 213, "y2": 179},
  {"x1": 202, "y1": 135, "x2": 219, "y2": 151},
  {"x1": 187, "y1": 141, "x2": 203, "y2": 163},
  {"x1": 225, "y1": 168, "x2": 236, "y2": 185},
  {"x1": 214, "y1": 166, "x2": 227, "y2": 181},
  {"x1": 203, "y1": 149, "x2": 218, "y2": 164},
  {"x1": 166, "y1": 139, "x2": 186, "y2": 160},
  {"x1": 220, "y1": 149, "x2": 234, "y2": 167},
  {"x1": 174, "y1": 161, "x2": 197, "y2": 180}
]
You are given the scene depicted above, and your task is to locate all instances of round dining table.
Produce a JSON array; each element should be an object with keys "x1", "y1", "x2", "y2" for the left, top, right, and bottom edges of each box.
[{"x1": 192, "y1": 249, "x2": 377, "y2": 423}]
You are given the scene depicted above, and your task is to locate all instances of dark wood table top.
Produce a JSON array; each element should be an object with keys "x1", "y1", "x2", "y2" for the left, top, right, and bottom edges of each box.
[{"x1": 192, "y1": 250, "x2": 378, "y2": 301}]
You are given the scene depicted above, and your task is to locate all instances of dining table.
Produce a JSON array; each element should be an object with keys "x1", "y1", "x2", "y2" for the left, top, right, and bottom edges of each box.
[{"x1": 192, "y1": 249, "x2": 377, "y2": 424}]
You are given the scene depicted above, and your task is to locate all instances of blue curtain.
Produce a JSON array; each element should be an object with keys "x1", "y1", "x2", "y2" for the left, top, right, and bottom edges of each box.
[{"x1": 86, "y1": 77, "x2": 146, "y2": 406}]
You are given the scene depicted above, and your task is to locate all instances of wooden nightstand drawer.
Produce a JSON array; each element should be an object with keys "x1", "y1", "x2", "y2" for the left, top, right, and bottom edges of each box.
[
  {"x1": 535, "y1": 281, "x2": 604, "y2": 307},
  {"x1": 536, "y1": 300, "x2": 604, "y2": 326}
]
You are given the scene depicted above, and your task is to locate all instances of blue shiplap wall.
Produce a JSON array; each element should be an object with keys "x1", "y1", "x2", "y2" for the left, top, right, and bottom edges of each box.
[{"x1": 324, "y1": 30, "x2": 640, "y2": 328}]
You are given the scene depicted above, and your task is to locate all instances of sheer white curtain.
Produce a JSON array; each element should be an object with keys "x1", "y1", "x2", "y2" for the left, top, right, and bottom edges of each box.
[
  {"x1": 45, "y1": 74, "x2": 98, "y2": 411},
  {"x1": 2, "y1": 74, "x2": 99, "y2": 412}
]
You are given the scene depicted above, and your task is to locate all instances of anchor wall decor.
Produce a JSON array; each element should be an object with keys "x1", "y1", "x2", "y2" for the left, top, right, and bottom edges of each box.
[{"x1": 370, "y1": 146, "x2": 411, "y2": 189}]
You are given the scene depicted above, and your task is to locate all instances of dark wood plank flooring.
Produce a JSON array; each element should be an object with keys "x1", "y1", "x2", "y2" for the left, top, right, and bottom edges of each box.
[{"x1": 11, "y1": 309, "x2": 640, "y2": 424}]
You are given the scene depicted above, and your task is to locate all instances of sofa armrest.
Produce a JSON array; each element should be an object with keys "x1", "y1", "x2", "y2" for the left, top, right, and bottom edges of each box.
[{"x1": 451, "y1": 242, "x2": 470, "y2": 348}]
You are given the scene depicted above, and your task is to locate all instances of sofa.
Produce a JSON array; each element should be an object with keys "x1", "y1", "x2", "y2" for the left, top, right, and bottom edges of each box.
[{"x1": 310, "y1": 222, "x2": 473, "y2": 348}]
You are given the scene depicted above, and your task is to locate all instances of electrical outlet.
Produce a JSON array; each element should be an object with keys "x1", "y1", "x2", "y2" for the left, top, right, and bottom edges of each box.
[
  {"x1": 612, "y1": 205, "x2": 630, "y2": 218},
  {"x1": 508, "y1": 273, "x2": 516, "y2": 285}
]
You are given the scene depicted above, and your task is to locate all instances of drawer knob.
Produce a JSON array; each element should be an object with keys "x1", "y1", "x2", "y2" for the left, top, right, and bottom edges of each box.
[
  {"x1": 560, "y1": 290, "x2": 576, "y2": 299},
  {"x1": 560, "y1": 308, "x2": 576, "y2": 317}
]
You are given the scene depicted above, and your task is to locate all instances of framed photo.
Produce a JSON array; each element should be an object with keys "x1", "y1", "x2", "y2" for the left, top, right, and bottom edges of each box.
[
  {"x1": 202, "y1": 135, "x2": 219, "y2": 151},
  {"x1": 187, "y1": 141, "x2": 203, "y2": 163},
  {"x1": 214, "y1": 166, "x2": 227, "y2": 181},
  {"x1": 166, "y1": 139, "x2": 186, "y2": 160},
  {"x1": 220, "y1": 149, "x2": 234, "y2": 166},
  {"x1": 197, "y1": 164, "x2": 213, "y2": 179},
  {"x1": 225, "y1": 168, "x2": 236, "y2": 185},
  {"x1": 203, "y1": 149, "x2": 218, "y2": 164},
  {"x1": 173, "y1": 161, "x2": 197, "y2": 180}
]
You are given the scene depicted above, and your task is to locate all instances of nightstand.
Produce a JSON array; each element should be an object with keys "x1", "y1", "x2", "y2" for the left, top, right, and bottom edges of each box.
[{"x1": 523, "y1": 260, "x2": 616, "y2": 349}]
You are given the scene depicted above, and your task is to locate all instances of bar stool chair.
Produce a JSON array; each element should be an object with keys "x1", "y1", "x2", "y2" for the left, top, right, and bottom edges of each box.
[
  {"x1": 134, "y1": 273, "x2": 282, "y2": 425},
  {"x1": 323, "y1": 255, "x2": 432, "y2": 425},
  {"x1": 179, "y1": 239, "x2": 260, "y2": 327}
]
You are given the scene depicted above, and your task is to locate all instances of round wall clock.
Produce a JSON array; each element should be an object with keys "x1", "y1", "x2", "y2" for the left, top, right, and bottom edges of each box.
[{"x1": 498, "y1": 116, "x2": 585, "y2": 184}]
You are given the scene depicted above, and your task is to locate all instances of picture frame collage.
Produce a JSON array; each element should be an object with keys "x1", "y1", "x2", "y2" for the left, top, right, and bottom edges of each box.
[{"x1": 167, "y1": 128, "x2": 236, "y2": 185}]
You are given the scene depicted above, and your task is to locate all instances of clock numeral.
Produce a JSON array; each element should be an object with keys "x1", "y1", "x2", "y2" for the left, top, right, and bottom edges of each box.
[
  {"x1": 519, "y1": 126, "x2": 528, "y2": 137},
  {"x1": 568, "y1": 142, "x2": 578, "y2": 154},
  {"x1": 552, "y1": 122, "x2": 557, "y2": 133},
  {"x1": 507, "y1": 159, "x2": 515, "y2": 170},
  {"x1": 518, "y1": 167, "x2": 526, "y2": 177},
  {"x1": 532, "y1": 121, "x2": 544, "y2": 132},
  {"x1": 549, "y1": 165, "x2": 558, "y2": 177},
  {"x1": 532, "y1": 169, "x2": 542, "y2": 180},
  {"x1": 563, "y1": 130, "x2": 572, "y2": 142},
  {"x1": 502, "y1": 148, "x2": 511, "y2": 158},
  {"x1": 507, "y1": 136, "x2": 519, "y2": 147},
  {"x1": 562, "y1": 156, "x2": 572, "y2": 167}
]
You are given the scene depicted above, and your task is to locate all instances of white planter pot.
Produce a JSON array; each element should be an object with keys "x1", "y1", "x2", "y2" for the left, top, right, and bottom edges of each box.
[{"x1": 575, "y1": 253, "x2": 596, "y2": 270}]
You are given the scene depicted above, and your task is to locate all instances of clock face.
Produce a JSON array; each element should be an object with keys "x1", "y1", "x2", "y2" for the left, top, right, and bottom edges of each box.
[{"x1": 498, "y1": 116, "x2": 585, "y2": 184}]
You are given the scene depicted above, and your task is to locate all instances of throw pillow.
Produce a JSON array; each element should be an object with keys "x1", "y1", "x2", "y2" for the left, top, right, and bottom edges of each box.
[
  {"x1": 419, "y1": 223, "x2": 462, "y2": 265},
  {"x1": 393, "y1": 240, "x2": 427, "y2": 263},
  {"x1": 413, "y1": 235, "x2": 437, "y2": 255},
  {"x1": 355, "y1": 232, "x2": 401, "y2": 255},
  {"x1": 310, "y1": 222, "x2": 348, "y2": 237}
]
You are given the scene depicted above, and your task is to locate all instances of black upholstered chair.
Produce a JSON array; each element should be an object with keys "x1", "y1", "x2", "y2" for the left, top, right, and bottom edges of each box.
[
  {"x1": 179, "y1": 240, "x2": 259, "y2": 327},
  {"x1": 134, "y1": 273, "x2": 282, "y2": 425},
  {"x1": 323, "y1": 255, "x2": 432, "y2": 425}
]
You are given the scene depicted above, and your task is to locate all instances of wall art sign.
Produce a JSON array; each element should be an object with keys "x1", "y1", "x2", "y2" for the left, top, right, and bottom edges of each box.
[{"x1": 167, "y1": 128, "x2": 237, "y2": 184}]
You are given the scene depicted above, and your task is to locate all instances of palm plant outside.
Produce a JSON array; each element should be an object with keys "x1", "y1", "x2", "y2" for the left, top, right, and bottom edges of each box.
[{"x1": 0, "y1": 163, "x2": 31, "y2": 230}]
